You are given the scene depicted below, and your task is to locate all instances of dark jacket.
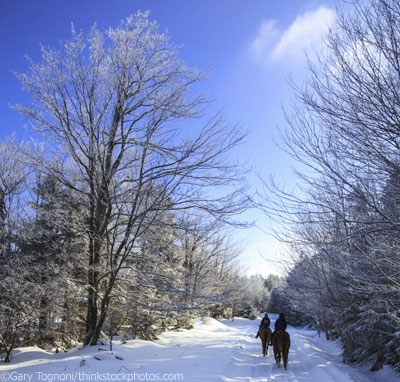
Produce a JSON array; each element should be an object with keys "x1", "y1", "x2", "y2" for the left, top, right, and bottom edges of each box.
[
  {"x1": 274, "y1": 317, "x2": 287, "y2": 331},
  {"x1": 259, "y1": 316, "x2": 270, "y2": 329}
]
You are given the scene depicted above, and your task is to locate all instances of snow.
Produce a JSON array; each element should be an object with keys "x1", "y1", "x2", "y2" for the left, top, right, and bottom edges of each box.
[{"x1": 1, "y1": 314, "x2": 398, "y2": 381}]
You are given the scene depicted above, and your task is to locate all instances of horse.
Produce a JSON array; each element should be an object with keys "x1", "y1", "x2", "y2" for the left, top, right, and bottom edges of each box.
[
  {"x1": 272, "y1": 330, "x2": 290, "y2": 368},
  {"x1": 259, "y1": 327, "x2": 272, "y2": 356}
]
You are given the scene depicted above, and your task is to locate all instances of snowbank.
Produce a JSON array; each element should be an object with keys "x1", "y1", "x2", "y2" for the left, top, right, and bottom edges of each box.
[{"x1": 1, "y1": 315, "x2": 398, "y2": 382}]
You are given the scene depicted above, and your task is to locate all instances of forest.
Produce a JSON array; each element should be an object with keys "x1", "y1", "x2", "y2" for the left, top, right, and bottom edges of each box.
[
  {"x1": 1, "y1": 0, "x2": 400, "y2": 376},
  {"x1": 264, "y1": 0, "x2": 400, "y2": 373},
  {"x1": 0, "y1": 11, "x2": 280, "y2": 364}
]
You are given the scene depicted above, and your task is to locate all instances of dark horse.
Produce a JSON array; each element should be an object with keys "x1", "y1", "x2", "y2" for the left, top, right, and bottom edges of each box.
[
  {"x1": 272, "y1": 330, "x2": 290, "y2": 368},
  {"x1": 259, "y1": 327, "x2": 272, "y2": 356}
]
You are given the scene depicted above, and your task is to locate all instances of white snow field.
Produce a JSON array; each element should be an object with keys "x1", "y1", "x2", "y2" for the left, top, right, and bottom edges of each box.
[{"x1": 1, "y1": 313, "x2": 398, "y2": 382}]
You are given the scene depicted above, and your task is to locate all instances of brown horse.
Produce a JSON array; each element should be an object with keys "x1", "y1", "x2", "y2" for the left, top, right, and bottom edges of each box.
[
  {"x1": 272, "y1": 330, "x2": 290, "y2": 368},
  {"x1": 259, "y1": 327, "x2": 272, "y2": 356}
]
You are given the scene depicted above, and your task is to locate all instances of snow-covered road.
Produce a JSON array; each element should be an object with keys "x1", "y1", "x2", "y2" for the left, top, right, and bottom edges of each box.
[{"x1": 1, "y1": 314, "x2": 397, "y2": 381}]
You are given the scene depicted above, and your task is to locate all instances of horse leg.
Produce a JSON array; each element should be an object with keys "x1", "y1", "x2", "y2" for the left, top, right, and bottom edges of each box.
[
  {"x1": 265, "y1": 332, "x2": 271, "y2": 356},
  {"x1": 274, "y1": 348, "x2": 279, "y2": 366},
  {"x1": 262, "y1": 335, "x2": 266, "y2": 356},
  {"x1": 260, "y1": 332, "x2": 265, "y2": 356},
  {"x1": 282, "y1": 348, "x2": 287, "y2": 369}
]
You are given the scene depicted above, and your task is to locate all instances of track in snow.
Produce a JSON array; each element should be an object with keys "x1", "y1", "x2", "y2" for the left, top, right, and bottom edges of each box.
[{"x1": 3, "y1": 314, "x2": 398, "y2": 382}]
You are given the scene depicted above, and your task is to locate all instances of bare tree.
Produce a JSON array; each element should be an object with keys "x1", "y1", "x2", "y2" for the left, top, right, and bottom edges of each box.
[
  {"x1": 15, "y1": 12, "x2": 249, "y2": 345},
  {"x1": 260, "y1": 0, "x2": 400, "y2": 371},
  {"x1": 0, "y1": 137, "x2": 28, "y2": 256}
]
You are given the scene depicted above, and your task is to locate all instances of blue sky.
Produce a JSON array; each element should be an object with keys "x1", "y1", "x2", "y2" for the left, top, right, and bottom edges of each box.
[{"x1": 0, "y1": 0, "x2": 337, "y2": 276}]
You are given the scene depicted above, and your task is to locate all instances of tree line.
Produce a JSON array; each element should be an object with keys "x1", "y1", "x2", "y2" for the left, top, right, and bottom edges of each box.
[
  {"x1": 4, "y1": 0, "x2": 398, "y2": 374},
  {"x1": 0, "y1": 12, "x2": 281, "y2": 362},
  {"x1": 263, "y1": 0, "x2": 400, "y2": 373}
]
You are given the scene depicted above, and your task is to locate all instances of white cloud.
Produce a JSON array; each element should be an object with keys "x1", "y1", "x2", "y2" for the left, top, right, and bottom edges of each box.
[
  {"x1": 250, "y1": 6, "x2": 336, "y2": 65},
  {"x1": 249, "y1": 20, "x2": 279, "y2": 59}
]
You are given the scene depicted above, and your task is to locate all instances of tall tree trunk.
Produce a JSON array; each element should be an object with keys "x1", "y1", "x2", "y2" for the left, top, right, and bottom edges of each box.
[
  {"x1": 84, "y1": 237, "x2": 101, "y2": 345},
  {"x1": 38, "y1": 274, "x2": 49, "y2": 342},
  {"x1": 0, "y1": 191, "x2": 6, "y2": 256},
  {"x1": 88, "y1": 275, "x2": 115, "y2": 345}
]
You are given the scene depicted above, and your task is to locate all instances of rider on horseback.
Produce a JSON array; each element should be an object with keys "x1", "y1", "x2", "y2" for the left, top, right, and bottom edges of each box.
[
  {"x1": 255, "y1": 313, "x2": 270, "y2": 338},
  {"x1": 275, "y1": 312, "x2": 287, "y2": 331},
  {"x1": 270, "y1": 312, "x2": 287, "y2": 344}
]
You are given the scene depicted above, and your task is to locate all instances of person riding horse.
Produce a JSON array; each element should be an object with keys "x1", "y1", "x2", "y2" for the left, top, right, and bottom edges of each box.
[
  {"x1": 275, "y1": 312, "x2": 287, "y2": 331},
  {"x1": 270, "y1": 312, "x2": 287, "y2": 344},
  {"x1": 255, "y1": 313, "x2": 270, "y2": 338}
]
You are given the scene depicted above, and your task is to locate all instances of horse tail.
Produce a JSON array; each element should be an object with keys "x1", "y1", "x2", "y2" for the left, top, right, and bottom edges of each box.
[
  {"x1": 272, "y1": 330, "x2": 290, "y2": 369},
  {"x1": 282, "y1": 331, "x2": 290, "y2": 369},
  {"x1": 259, "y1": 327, "x2": 272, "y2": 356}
]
